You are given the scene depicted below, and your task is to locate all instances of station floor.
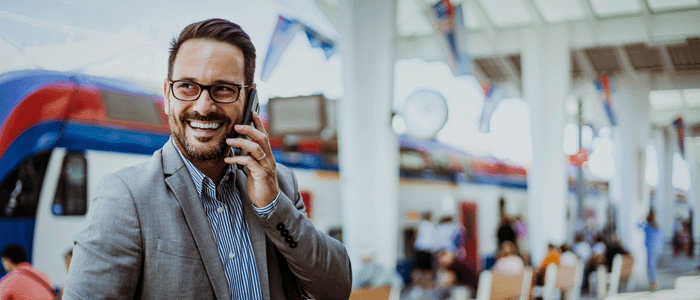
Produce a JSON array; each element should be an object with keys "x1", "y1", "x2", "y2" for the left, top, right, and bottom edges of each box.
[{"x1": 581, "y1": 251, "x2": 700, "y2": 300}]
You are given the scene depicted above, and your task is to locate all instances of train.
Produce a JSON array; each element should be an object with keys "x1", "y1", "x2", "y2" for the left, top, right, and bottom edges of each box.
[{"x1": 0, "y1": 69, "x2": 535, "y2": 288}]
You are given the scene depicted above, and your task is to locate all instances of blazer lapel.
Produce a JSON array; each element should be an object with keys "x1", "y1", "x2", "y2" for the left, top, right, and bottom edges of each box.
[
  {"x1": 162, "y1": 139, "x2": 231, "y2": 300},
  {"x1": 236, "y1": 168, "x2": 270, "y2": 300}
]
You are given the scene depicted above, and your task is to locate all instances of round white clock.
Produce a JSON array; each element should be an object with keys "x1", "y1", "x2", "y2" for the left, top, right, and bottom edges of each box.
[{"x1": 402, "y1": 89, "x2": 448, "y2": 140}]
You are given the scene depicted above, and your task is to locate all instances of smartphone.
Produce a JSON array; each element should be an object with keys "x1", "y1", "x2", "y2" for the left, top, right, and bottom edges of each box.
[{"x1": 232, "y1": 88, "x2": 260, "y2": 160}]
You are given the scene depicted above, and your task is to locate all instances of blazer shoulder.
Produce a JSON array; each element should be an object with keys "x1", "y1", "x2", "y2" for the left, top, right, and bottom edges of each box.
[{"x1": 105, "y1": 149, "x2": 166, "y2": 195}]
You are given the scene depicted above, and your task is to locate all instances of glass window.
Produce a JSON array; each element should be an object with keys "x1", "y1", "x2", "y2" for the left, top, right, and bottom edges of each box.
[
  {"x1": 101, "y1": 89, "x2": 162, "y2": 125},
  {"x1": 0, "y1": 153, "x2": 51, "y2": 218},
  {"x1": 52, "y1": 153, "x2": 87, "y2": 216}
]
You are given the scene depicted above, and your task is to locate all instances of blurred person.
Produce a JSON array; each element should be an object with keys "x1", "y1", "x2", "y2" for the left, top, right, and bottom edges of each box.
[
  {"x1": 414, "y1": 211, "x2": 437, "y2": 272},
  {"x1": 559, "y1": 244, "x2": 578, "y2": 266},
  {"x1": 535, "y1": 243, "x2": 560, "y2": 285},
  {"x1": 0, "y1": 244, "x2": 55, "y2": 300},
  {"x1": 496, "y1": 197, "x2": 516, "y2": 250},
  {"x1": 604, "y1": 236, "x2": 629, "y2": 272},
  {"x1": 513, "y1": 215, "x2": 529, "y2": 263},
  {"x1": 638, "y1": 209, "x2": 660, "y2": 291},
  {"x1": 64, "y1": 18, "x2": 351, "y2": 300},
  {"x1": 353, "y1": 247, "x2": 393, "y2": 289},
  {"x1": 435, "y1": 250, "x2": 478, "y2": 299},
  {"x1": 412, "y1": 211, "x2": 437, "y2": 292},
  {"x1": 492, "y1": 240, "x2": 524, "y2": 275},
  {"x1": 572, "y1": 233, "x2": 591, "y2": 266},
  {"x1": 435, "y1": 216, "x2": 461, "y2": 254}
]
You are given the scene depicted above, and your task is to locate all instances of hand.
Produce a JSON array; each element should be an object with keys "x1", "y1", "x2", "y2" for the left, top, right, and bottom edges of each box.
[{"x1": 225, "y1": 112, "x2": 279, "y2": 208}]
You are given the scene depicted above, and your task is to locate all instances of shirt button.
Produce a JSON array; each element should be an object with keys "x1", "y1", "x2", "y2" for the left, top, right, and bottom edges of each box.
[
  {"x1": 217, "y1": 207, "x2": 224, "y2": 213},
  {"x1": 229, "y1": 252, "x2": 235, "y2": 259}
]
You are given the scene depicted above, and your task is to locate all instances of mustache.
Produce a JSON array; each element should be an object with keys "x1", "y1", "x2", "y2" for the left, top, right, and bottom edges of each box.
[{"x1": 179, "y1": 111, "x2": 231, "y2": 125}]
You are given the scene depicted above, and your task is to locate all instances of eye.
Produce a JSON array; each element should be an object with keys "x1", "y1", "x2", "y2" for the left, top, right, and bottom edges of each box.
[{"x1": 212, "y1": 85, "x2": 236, "y2": 95}]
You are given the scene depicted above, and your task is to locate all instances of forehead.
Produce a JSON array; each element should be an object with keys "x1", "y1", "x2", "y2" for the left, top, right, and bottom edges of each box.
[{"x1": 172, "y1": 38, "x2": 245, "y2": 82}]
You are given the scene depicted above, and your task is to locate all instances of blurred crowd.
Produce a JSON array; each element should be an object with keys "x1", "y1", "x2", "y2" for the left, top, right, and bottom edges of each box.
[{"x1": 350, "y1": 197, "x2": 667, "y2": 300}]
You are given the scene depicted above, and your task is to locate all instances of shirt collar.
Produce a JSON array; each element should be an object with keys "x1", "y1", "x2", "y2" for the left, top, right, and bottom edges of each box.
[{"x1": 172, "y1": 139, "x2": 236, "y2": 198}]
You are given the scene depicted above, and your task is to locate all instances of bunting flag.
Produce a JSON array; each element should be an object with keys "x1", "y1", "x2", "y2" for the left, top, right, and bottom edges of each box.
[
  {"x1": 594, "y1": 72, "x2": 617, "y2": 126},
  {"x1": 260, "y1": 16, "x2": 336, "y2": 82},
  {"x1": 673, "y1": 116, "x2": 685, "y2": 158},
  {"x1": 432, "y1": 0, "x2": 471, "y2": 76},
  {"x1": 477, "y1": 82, "x2": 501, "y2": 133}
]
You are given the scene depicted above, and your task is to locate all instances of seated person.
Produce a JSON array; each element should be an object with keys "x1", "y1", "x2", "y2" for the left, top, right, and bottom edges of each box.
[
  {"x1": 560, "y1": 244, "x2": 579, "y2": 266},
  {"x1": 354, "y1": 248, "x2": 393, "y2": 289},
  {"x1": 492, "y1": 240, "x2": 524, "y2": 275},
  {"x1": 535, "y1": 243, "x2": 560, "y2": 286},
  {"x1": 435, "y1": 250, "x2": 478, "y2": 295}
]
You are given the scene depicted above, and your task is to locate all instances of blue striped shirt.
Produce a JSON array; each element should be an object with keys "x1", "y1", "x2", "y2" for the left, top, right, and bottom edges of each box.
[{"x1": 174, "y1": 141, "x2": 279, "y2": 299}]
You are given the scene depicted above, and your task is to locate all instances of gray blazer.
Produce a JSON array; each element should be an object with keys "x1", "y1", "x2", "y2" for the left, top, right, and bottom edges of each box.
[{"x1": 64, "y1": 139, "x2": 352, "y2": 299}]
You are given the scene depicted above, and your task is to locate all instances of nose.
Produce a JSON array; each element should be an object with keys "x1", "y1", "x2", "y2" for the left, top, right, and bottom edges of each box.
[{"x1": 191, "y1": 89, "x2": 217, "y2": 115}]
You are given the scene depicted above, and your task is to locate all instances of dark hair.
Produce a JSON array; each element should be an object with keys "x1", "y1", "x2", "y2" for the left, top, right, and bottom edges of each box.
[
  {"x1": 168, "y1": 18, "x2": 256, "y2": 87},
  {"x1": 1, "y1": 244, "x2": 27, "y2": 264}
]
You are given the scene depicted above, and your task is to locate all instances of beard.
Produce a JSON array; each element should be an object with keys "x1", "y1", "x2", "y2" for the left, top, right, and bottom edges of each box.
[{"x1": 169, "y1": 109, "x2": 234, "y2": 162}]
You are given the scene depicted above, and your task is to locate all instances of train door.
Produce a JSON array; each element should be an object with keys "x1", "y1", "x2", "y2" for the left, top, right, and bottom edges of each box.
[
  {"x1": 0, "y1": 152, "x2": 52, "y2": 279},
  {"x1": 32, "y1": 148, "x2": 151, "y2": 286}
]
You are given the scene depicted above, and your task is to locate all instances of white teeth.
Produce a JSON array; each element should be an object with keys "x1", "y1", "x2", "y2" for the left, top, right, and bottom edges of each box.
[{"x1": 189, "y1": 121, "x2": 221, "y2": 130}]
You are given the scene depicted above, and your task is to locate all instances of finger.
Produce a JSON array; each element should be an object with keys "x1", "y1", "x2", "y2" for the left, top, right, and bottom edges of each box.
[
  {"x1": 226, "y1": 138, "x2": 267, "y2": 162},
  {"x1": 251, "y1": 111, "x2": 268, "y2": 135},
  {"x1": 234, "y1": 124, "x2": 271, "y2": 155},
  {"x1": 224, "y1": 154, "x2": 263, "y2": 169}
]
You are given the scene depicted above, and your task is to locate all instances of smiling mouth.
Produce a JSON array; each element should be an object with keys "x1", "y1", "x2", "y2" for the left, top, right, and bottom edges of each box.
[{"x1": 188, "y1": 120, "x2": 223, "y2": 131}]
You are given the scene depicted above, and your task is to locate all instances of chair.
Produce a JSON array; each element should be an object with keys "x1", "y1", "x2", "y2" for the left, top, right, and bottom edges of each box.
[
  {"x1": 596, "y1": 254, "x2": 634, "y2": 300},
  {"x1": 532, "y1": 261, "x2": 583, "y2": 300},
  {"x1": 349, "y1": 286, "x2": 391, "y2": 300},
  {"x1": 473, "y1": 267, "x2": 533, "y2": 300}
]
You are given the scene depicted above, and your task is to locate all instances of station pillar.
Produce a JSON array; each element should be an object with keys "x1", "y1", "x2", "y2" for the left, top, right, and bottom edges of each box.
[
  {"x1": 521, "y1": 25, "x2": 570, "y2": 264},
  {"x1": 337, "y1": 0, "x2": 400, "y2": 272},
  {"x1": 653, "y1": 127, "x2": 675, "y2": 245},
  {"x1": 609, "y1": 75, "x2": 651, "y2": 283}
]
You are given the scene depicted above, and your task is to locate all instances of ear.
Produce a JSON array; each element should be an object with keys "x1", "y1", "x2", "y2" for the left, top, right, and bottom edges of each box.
[{"x1": 163, "y1": 79, "x2": 170, "y2": 116}]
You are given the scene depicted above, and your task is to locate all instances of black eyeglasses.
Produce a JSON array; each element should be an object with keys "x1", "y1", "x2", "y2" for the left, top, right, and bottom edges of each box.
[{"x1": 168, "y1": 79, "x2": 248, "y2": 103}]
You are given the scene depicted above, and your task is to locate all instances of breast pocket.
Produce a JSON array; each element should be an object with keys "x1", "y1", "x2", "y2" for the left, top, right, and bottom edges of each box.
[
  {"x1": 156, "y1": 239, "x2": 201, "y2": 260},
  {"x1": 152, "y1": 239, "x2": 213, "y2": 298}
]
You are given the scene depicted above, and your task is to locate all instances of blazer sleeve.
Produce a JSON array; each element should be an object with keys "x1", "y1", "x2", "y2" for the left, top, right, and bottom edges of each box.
[
  {"x1": 258, "y1": 165, "x2": 352, "y2": 299},
  {"x1": 63, "y1": 173, "x2": 143, "y2": 299}
]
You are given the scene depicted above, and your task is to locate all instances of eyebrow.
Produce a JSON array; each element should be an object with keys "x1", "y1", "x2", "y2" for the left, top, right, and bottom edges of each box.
[{"x1": 174, "y1": 77, "x2": 242, "y2": 86}]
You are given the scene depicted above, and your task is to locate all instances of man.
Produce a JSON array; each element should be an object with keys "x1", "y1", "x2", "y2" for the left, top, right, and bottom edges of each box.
[
  {"x1": 0, "y1": 244, "x2": 54, "y2": 300},
  {"x1": 64, "y1": 19, "x2": 351, "y2": 300}
]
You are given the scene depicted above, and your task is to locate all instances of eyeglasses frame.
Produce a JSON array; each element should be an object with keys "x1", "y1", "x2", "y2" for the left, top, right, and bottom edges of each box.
[{"x1": 167, "y1": 79, "x2": 249, "y2": 104}]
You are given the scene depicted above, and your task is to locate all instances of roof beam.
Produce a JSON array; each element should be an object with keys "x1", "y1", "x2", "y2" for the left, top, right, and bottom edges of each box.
[
  {"x1": 658, "y1": 44, "x2": 677, "y2": 75},
  {"x1": 0, "y1": 10, "x2": 102, "y2": 36},
  {"x1": 522, "y1": 0, "x2": 546, "y2": 26}
]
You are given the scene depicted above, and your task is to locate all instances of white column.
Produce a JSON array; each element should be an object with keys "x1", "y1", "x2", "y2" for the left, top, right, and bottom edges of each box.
[
  {"x1": 522, "y1": 25, "x2": 570, "y2": 264},
  {"x1": 654, "y1": 127, "x2": 675, "y2": 244},
  {"x1": 687, "y1": 136, "x2": 700, "y2": 254},
  {"x1": 609, "y1": 75, "x2": 651, "y2": 282},
  {"x1": 338, "y1": 0, "x2": 399, "y2": 272}
]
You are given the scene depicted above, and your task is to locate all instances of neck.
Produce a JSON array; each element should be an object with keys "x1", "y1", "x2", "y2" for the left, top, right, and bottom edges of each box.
[{"x1": 191, "y1": 159, "x2": 228, "y2": 184}]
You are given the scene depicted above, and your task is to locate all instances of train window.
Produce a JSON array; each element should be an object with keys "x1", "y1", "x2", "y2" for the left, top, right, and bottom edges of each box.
[
  {"x1": 428, "y1": 152, "x2": 452, "y2": 173},
  {"x1": 52, "y1": 153, "x2": 87, "y2": 216},
  {"x1": 0, "y1": 153, "x2": 51, "y2": 218},
  {"x1": 101, "y1": 89, "x2": 162, "y2": 125},
  {"x1": 400, "y1": 150, "x2": 426, "y2": 173}
]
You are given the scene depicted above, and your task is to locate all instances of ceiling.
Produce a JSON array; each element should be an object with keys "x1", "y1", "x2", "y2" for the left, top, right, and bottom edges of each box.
[
  {"x1": 314, "y1": 0, "x2": 700, "y2": 129},
  {"x1": 2, "y1": 0, "x2": 700, "y2": 130}
]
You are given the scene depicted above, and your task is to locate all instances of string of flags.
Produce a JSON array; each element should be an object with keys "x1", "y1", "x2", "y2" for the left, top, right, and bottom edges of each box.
[
  {"x1": 594, "y1": 72, "x2": 617, "y2": 127},
  {"x1": 260, "y1": 16, "x2": 336, "y2": 82},
  {"x1": 432, "y1": 0, "x2": 471, "y2": 76}
]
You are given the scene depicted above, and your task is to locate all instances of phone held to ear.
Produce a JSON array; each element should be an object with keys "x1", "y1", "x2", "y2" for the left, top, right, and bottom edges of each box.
[{"x1": 231, "y1": 88, "x2": 260, "y2": 169}]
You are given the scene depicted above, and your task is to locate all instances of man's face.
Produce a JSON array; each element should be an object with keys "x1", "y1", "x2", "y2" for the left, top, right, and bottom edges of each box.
[{"x1": 164, "y1": 38, "x2": 247, "y2": 162}]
